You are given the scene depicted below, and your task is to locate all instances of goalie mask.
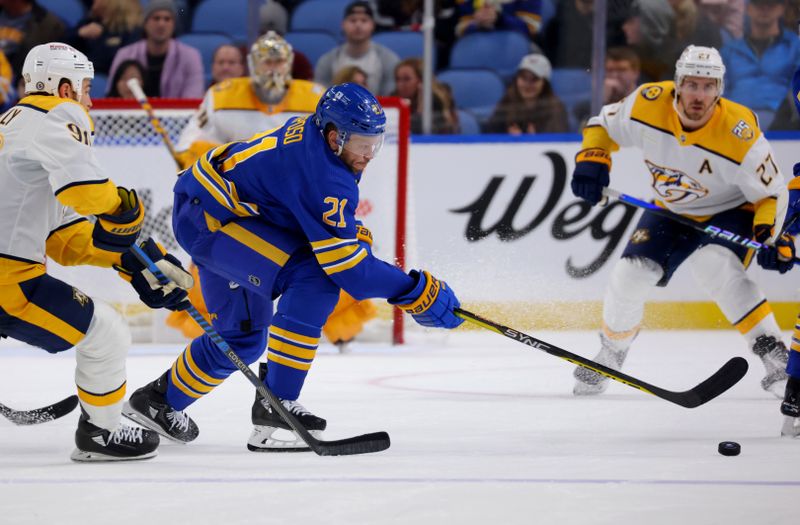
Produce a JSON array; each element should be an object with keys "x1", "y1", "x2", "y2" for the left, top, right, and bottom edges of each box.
[
  {"x1": 22, "y1": 42, "x2": 94, "y2": 102},
  {"x1": 674, "y1": 45, "x2": 725, "y2": 100},
  {"x1": 248, "y1": 31, "x2": 294, "y2": 103}
]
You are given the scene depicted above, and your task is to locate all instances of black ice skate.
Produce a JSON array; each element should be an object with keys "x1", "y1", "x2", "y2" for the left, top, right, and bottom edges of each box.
[
  {"x1": 71, "y1": 408, "x2": 159, "y2": 462},
  {"x1": 247, "y1": 362, "x2": 326, "y2": 452},
  {"x1": 781, "y1": 376, "x2": 800, "y2": 438},
  {"x1": 752, "y1": 335, "x2": 789, "y2": 398},
  {"x1": 122, "y1": 372, "x2": 199, "y2": 443}
]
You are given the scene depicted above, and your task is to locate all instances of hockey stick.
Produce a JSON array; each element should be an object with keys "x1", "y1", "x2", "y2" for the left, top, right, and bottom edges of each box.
[
  {"x1": 126, "y1": 78, "x2": 182, "y2": 169},
  {"x1": 454, "y1": 308, "x2": 748, "y2": 408},
  {"x1": 603, "y1": 188, "x2": 800, "y2": 265},
  {"x1": 0, "y1": 395, "x2": 79, "y2": 425},
  {"x1": 129, "y1": 243, "x2": 390, "y2": 456}
]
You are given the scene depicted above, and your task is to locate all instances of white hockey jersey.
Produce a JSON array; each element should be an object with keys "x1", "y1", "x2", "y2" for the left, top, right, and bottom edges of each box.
[
  {"x1": 0, "y1": 95, "x2": 121, "y2": 284},
  {"x1": 176, "y1": 77, "x2": 324, "y2": 152},
  {"x1": 586, "y1": 81, "x2": 785, "y2": 218}
]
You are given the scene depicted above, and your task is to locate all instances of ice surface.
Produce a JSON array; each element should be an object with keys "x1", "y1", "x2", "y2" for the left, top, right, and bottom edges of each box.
[{"x1": 0, "y1": 330, "x2": 797, "y2": 525}]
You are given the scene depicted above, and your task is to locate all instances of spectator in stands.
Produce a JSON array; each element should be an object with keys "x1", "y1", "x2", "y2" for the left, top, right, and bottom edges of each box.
[
  {"x1": 538, "y1": 0, "x2": 593, "y2": 69},
  {"x1": 210, "y1": 44, "x2": 245, "y2": 86},
  {"x1": 0, "y1": 48, "x2": 15, "y2": 111},
  {"x1": 107, "y1": 0, "x2": 203, "y2": 98},
  {"x1": 619, "y1": 0, "x2": 675, "y2": 81},
  {"x1": 106, "y1": 58, "x2": 144, "y2": 98},
  {"x1": 699, "y1": 0, "x2": 744, "y2": 40},
  {"x1": 573, "y1": 46, "x2": 640, "y2": 127},
  {"x1": 68, "y1": 0, "x2": 142, "y2": 74},
  {"x1": 332, "y1": 65, "x2": 369, "y2": 88},
  {"x1": 0, "y1": 0, "x2": 64, "y2": 78},
  {"x1": 484, "y1": 53, "x2": 567, "y2": 134},
  {"x1": 392, "y1": 57, "x2": 459, "y2": 134},
  {"x1": 721, "y1": 0, "x2": 800, "y2": 113},
  {"x1": 314, "y1": 1, "x2": 400, "y2": 95},
  {"x1": 455, "y1": 0, "x2": 542, "y2": 39}
]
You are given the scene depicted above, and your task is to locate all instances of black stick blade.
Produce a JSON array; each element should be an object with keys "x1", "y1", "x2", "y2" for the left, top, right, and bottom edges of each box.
[
  {"x1": 0, "y1": 395, "x2": 79, "y2": 425},
  {"x1": 663, "y1": 357, "x2": 749, "y2": 408},
  {"x1": 315, "y1": 431, "x2": 391, "y2": 456}
]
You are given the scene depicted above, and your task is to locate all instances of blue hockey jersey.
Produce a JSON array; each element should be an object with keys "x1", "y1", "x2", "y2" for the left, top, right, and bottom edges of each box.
[{"x1": 174, "y1": 115, "x2": 414, "y2": 301}]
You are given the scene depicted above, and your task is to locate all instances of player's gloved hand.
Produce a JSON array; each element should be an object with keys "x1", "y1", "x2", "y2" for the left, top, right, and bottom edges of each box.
[
  {"x1": 783, "y1": 162, "x2": 800, "y2": 236},
  {"x1": 570, "y1": 148, "x2": 611, "y2": 205},
  {"x1": 115, "y1": 239, "x2": 194, "y2": 311},
  {"x1": 92, "y1": 186, "x2": 145, "y2": 252},
  {"x1": 355, "y1": 221, "x2": 373, "y2": 256},
  {"x1": 389, "y1": 270, "x2": 463, "y2": 329},
  {"x1": 756, "y1": 232, "x2": 796, "y2": 274}
]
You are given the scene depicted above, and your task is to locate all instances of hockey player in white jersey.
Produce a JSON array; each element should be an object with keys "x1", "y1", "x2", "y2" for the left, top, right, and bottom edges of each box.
[
  {"x1": 168, "y1": 31, "x2": 375, "y2": 348},
  {"x1": 0, "y1": 43, "x2": 192, "y2": 461},
  {"x1": 570, "y1": 45, "x2": 789, "y2": 397}
]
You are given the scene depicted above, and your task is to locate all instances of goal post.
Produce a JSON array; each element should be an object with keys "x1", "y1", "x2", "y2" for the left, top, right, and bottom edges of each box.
[{"x1": 59, "y1": 97, "x2": 410, "y2": 345}]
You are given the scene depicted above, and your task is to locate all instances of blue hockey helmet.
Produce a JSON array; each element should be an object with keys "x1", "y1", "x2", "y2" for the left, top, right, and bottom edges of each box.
[{"x1": 313, "y1": 83, "x2": 386, "y2": 156}]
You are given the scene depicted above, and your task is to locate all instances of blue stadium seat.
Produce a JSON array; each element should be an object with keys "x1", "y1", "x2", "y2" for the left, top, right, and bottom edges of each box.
[
  {"x1": 373, "y1": 31, "x2": 425, "y2": 62},
  {"x1": 192, "y1": 0, "x2": 249, "y2": 43},
  {"x1": 457, "y1": 109, "x2": 481, "y2": 135},
  {"x1": 91, "y1": 73, "x2": 108, "y2": 99},
  {"x1": 290, "y1": 0, "x2": 352, "y2": 35},
  {"x1": 540, "y1": 0, "x2": 556, "y2": 32},
  {"x1": 438, "y1": 69, "x2": 506, "y2": 123},
  {"x1": 285, "y1": 31, "x2": 339, "y2": 69},
  {"x1": 449, "y1": 31, "x2": 532, "y2": 81},
  {"x1": 39, "y1": 0, "x2": 85, "y2": 28},
  {"x1": 549, "y1": 68, "x2": 591, "y2": 131},
  {"x1": 178, "y1": 33, "x2": 234, "y2": 86}
]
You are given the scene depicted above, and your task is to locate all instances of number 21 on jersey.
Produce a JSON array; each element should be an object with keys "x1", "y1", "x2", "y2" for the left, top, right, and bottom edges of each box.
[{"x1": 323, "y1": 197, "x2": 348, "y2": 227}]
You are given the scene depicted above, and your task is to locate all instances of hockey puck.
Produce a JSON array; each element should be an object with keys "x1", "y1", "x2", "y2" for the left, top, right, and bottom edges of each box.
[{"x1": 717, "y1": 441, "x2": 741, "y2": 456}]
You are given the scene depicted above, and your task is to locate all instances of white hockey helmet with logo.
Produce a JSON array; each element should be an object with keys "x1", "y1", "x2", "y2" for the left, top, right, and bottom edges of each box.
[
  {"x1": 674, "y1": 45, "x2": 725, "y2": 98},
  {"x1": 22, "y1": 42, "x2": 94, "y2": 99}
]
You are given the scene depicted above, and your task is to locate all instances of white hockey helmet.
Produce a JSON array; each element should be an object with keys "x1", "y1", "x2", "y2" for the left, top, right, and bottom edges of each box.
[
  {"x1": 21, "y1": 42, "x2": 94, "y2": 99},
  {"x1": 248, "y1": 31, "x2": 294, "y2": 95},
  {"x1": 674, "y1": 45, "x2": 725, "y2": 97}
]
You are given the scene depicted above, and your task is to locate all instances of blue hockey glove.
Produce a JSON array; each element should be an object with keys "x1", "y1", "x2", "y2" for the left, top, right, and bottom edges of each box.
[
  {"x1": 783, "y1": 162, "x2": 800, "y2": 236},
  {"x1": 115, "y1": 239, "x2": 194, "y2": 311},
  {"x1": 389, "y1": 270, "x2": 463, "y2": 329},
  {"x1": 756, "y1": 231, "x2": 796, "y2": 274},
  {"x1": 570, "y1": 148, "x2": 611, "y2": 205}
]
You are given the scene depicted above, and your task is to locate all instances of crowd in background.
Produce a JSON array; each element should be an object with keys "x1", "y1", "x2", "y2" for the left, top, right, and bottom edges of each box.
[{"x1": 1, "y1": 0, "x2": 799, "y2": 134}]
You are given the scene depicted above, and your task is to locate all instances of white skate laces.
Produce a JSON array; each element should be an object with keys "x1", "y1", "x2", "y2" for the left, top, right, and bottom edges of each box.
[
  {"x1": 281, "y1": 399, "x2": 311, "y2": 416},
  {"x1": 166, "y1": 409, "x2": 191, "y2": 432},
  {"x1": 111, "y1": 424, "x2": 144, "y2": 444}
]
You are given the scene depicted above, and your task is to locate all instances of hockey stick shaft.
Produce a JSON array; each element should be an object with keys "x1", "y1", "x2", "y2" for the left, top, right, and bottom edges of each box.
[
  {"x1": 130, "y1": 243, "x2": 389, "y2": 455},
  {"x1": 454, "y1": 308, "x2": 748, "y2": 408},
  {"x1": 0, "y1": 395, "x2": 79, "y2": 425},
  {"x1": 603, "y1": 188, "x2": 800, "y2": 265},
  {"x1": 126, "y1": 78, "x2": 182, "y2": 170}
]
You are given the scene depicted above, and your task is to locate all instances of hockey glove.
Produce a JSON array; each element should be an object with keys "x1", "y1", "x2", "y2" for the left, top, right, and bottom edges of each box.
[
  {"x1": 570, "y1": 148, "x2": 611, "y2": 205},
  {"x1": 782, "y1": 162, "x2": 800, "y2": 236},
  {"x1": 755, "y1": 231, "x2": 796, "y2": 274},
  {"x1": 388, "y1": 270, "x2": 463, "y2": 329},
  {"x1": 92, "y1": 187, "x2": 145, "y2": 252},
  {"x1": 115, "y1": 239, "x2": 194, "y2": 311},
  {"x1": 355, "y1": 221, "x2": 373, "y2": 255}
]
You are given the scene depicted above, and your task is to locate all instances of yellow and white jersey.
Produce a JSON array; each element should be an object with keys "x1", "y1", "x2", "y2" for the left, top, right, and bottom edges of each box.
[
  {"x1": 0, "y1": 95, "x2": 120, "y2": 284},
  {"x1": 176, "y1": 77, "x2": 325, "y2": 150},
  {"x1": 588, "y1": 81, "x2": 785, "y2": 217}
]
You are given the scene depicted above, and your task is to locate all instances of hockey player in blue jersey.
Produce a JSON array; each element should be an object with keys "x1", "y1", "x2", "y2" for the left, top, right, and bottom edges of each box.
[{"x1": 122, "y1": 83, "x2": 464, "y2": 449}]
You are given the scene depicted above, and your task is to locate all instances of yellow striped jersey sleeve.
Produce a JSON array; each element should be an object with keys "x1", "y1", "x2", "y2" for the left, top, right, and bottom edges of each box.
[{"x1": 310, "y1": 236, "x2": 368, "y2": 276}]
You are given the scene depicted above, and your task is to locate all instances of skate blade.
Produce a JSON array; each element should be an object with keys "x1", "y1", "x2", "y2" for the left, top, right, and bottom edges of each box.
[
  {"x1": 573, "y1": 376, "x2": 609, "y2": 396},
  {"x1": 781, "y1": 416, "x2": 800, "y2": 438},
  {"x1": 70, "y1": 448, "x2": 157, "y2": 462},
  {"x1": 763, "y1": 378, "x2": 788, "y2": 399},
  {"x1": 121, "y1": 402, "x2": 191, "y2": 444},
  {"x1": 247, "y1": 426, "x2": 322, "y2": 452}
]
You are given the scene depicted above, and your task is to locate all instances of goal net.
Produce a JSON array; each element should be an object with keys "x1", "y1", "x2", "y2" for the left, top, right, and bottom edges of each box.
[{"x1": 48, "y1": 97, "x2": 410, "y2": 345}]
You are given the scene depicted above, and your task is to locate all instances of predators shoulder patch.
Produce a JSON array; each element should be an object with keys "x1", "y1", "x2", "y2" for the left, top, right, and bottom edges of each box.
[{"x1": 640, "y1": 85, "x2": 663, "y2": 101}]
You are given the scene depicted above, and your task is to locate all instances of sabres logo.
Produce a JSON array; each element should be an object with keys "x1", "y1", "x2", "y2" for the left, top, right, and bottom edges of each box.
[
  {"x1": 646, "y1": 160, "x2": 708, "y2": 203},
  {"x1": 731, "y1": 119, "x2": 754, "y2": 141},
  {"x1": 641, "y1": 86, "x2": 663, "y2": 101}
]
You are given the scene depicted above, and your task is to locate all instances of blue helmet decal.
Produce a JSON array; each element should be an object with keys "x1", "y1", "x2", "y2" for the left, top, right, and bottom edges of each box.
[{"x1": 313, "y1": 83, "x2": 387, "y2": 140}]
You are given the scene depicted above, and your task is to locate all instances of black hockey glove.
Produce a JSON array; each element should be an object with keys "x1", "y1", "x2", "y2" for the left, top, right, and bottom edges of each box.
[
  {"x1": 570, "y1": 148, "x2": 611, "y2": 205},
  {"x1": 93, "y1": 187, "x2": 145, "y2": 252},
  {"x1": 115, "y1": 239, "x2": 194, "y2": 311}
]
